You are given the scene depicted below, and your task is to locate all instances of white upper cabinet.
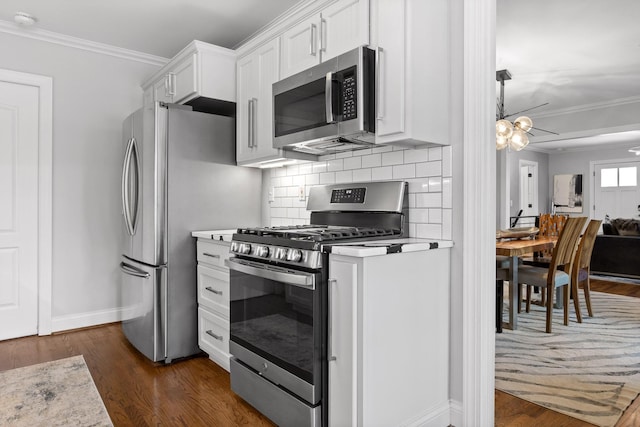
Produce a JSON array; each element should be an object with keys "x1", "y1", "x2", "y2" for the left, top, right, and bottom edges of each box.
[
  {"x1": 371, "y1": 0, "x2": 451, "y2": 146},
  {"x1": 280, "y1": 0, "x2": 369, "y2": 79},
  {"x1": 237, "y1": 38, "x2": 282, "y2": 164},
  {"x1": 143, "y1": 41, "x2": 236, "y2": 107}
]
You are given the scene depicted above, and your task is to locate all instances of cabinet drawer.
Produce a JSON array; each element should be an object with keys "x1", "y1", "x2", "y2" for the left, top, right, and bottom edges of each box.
[
  {"x1": 198, "y1": 307, "x2": 230, "y2": 371},
  {"x1": 197, "y1": 264, "x2": 229, "y2": 318},
  {"x1": 197, "y1": 241, "x2": 230, "y2": 269}
]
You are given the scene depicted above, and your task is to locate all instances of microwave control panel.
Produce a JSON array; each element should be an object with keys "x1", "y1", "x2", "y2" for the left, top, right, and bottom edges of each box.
[{"x1": 340, "y1": 67, "x2": 357, "y2": 120}]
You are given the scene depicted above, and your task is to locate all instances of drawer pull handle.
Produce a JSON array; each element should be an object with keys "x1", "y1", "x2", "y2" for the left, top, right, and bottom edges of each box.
[
  {"x1": 205, "y1": 286, "x2": 223, "y2": 295},
  {"x1": 206, "y1": 330, "x2": 223, "y2": 341},
  {"x1": 203, "y1": 252, "x2": 220, "y2": 259}
]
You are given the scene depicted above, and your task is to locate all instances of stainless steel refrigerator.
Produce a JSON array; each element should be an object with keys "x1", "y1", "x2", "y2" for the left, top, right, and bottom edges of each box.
[{"x1": 120, "y1": 102, "x2": 261, "y2": 363}]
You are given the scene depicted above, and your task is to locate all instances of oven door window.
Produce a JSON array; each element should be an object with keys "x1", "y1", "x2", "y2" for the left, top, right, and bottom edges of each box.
[
  {"x1": 274, "y1": 77, "x2": 331, "y2": 137},
  {"x1": 230, "y1": 269, "x2": 322, "y2": 384}
]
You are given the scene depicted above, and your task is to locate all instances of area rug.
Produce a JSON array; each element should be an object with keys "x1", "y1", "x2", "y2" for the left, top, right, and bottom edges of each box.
[
  {"x1": 0, "y1": 355, "x2": 113, "y2": 426},
  {"x1": 496, "y1": 291, "x2": 640, "y2": 427}
]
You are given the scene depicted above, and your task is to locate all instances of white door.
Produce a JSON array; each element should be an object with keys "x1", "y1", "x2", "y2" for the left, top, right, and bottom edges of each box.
[
  {"x1": 594, "y1": 161, "x2": 640, "y2": 221},
  {"x1": 0, "y1": 81, "x2": 39, "y2": 340},
  {"x1": 519, "y1": 160, "x2": 538, "y2": 222}
]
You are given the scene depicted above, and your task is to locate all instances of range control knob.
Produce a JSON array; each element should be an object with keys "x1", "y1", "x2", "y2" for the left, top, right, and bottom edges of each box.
[
  {"x1": 255, "y1": 245, "x2": 270, "y2": 258},
  {"x1": 286, "y1": 249, "x2": 303, "y2": 262},
  {"x1": 230, "y1": 242, "x2": 239, "y2": 253},
  {"x1": 238, "y1": 243, "x2": 251, "y2": 255},
  {"x1": 274, "y1": 248, "x2": 288, "y2": 260}
]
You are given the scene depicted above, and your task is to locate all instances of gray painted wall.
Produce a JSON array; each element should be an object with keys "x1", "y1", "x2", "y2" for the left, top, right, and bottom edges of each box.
[{"x1": 0, "y1": 32, "x2": 160, "y2": 327}]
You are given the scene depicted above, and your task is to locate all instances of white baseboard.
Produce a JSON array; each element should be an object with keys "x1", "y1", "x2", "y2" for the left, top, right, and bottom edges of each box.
[
  {"x1": 404, "y1": 400, "x2": 453, "y2": 427},
  {"x1": 449, "y1": 400, "x2": 463, "y2": 427},
  {"x1": 50, "y1": 306, "x2": 133, "y2": 333}
]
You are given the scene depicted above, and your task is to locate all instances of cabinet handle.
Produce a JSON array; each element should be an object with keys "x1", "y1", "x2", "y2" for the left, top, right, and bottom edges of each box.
[
  {"x1": 310, "y1": 23, "x2": 317, "y2": 56},
  {"x1": 320, "y1": 18, "x2": 327, "y2": 52},
  {"x1": 328, "y1": 278, "x2": 337, "y2": 362},
  {"x1": 206, "y1": 330, "x2": 223, "y2": 341},
  {"x1": 205, "y1": 286, "x2": 223, "y2": 296},
  {"x1": 203, "y1": 252, "x2": 220, "y2": 259},
  {"x1": 164, "y1": 74, "x2": 170, "y2": 98},
  {"x1": 168, "y1": 72, "x2": 176, "y2": 97},
  {"x1": 251, "y1": 98, "x2": 258, "y2": 148},
  {"x1": 376, "y1": 47, "x2": 385, "y2": 120}
]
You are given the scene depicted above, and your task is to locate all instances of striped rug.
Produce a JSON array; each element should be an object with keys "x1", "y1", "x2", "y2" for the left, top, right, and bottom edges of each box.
[{"x1": 496, "y1": 291, "x2": 640, "y2": 427}]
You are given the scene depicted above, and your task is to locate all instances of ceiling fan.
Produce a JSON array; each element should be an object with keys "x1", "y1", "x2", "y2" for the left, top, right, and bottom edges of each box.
[{"x1": 495, "y1": 69, "x2": 558, "y2": 151}]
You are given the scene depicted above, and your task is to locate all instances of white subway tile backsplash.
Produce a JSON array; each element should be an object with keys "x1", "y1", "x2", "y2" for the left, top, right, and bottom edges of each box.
[
  {"x1": 327, "y1": 159, "x2": 344, "y2": 172},
  {"x1": 319, "y1": 172, "x2": 336, "y2": 184},
  {"x1": 335, "y1": 170, "x2": 353, "y2": 183},
  {"x1": 362, "y1": 154, "x2": 382, "y2": 168},
  {"x1": 371, "y1": 166, "x2": 393, "y2": 180},
  {"x1": 353, "y1": 168, "x2": 372, "y2": 182},
  {"x1": 392, "y1": 163, "x2": 416, "y2": 179},
  {"x1": 343, "y1": 156, "x2": 362, "y2": 170},
  {"x1": 263, "y1": 145, "x2": 454, "y2": 239},
  {"x1": 403, "y1": 148, "x2": 429, "y2": 163},
  {"x1": 319, "y1": 154, "x2": 336, "y2": 161},
  {"x1": 382, "y1": 151, "x2": 404, "y2": 166}
]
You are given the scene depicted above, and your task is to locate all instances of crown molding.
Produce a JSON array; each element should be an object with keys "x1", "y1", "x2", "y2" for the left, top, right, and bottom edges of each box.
[
  {"x1": 530, "y1": 95, "x2": 640, "y2": 119},
  {"x1": 0, "y1": 20, "x2": 169, "y2": 66}
]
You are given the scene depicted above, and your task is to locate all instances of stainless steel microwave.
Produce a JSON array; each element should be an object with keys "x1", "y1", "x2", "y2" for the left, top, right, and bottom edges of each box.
[{"x1": 273, "y1": 46, "x2": 376, "y2": 155}]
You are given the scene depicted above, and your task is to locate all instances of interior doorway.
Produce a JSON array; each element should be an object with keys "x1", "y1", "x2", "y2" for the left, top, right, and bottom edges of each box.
[
  {"x1": 0, "y1": 69, "x2": 53, "y2": 339},
  {"x1": 593, "y1": 159, "x2": 640, "y2": 222},
  {"x1": 517, "y1": 160, "x2": 538, "y2": 227}
]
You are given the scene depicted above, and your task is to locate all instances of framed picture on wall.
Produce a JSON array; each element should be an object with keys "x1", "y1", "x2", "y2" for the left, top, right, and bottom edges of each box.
[{"x1": 553, "y1": 174, "x2": 583, "y2": 213}]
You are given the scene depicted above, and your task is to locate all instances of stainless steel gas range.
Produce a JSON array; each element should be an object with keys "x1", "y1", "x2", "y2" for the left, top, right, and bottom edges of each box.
[{"x1": 225, "y1": 181, "x2": 409, "y2": 427}]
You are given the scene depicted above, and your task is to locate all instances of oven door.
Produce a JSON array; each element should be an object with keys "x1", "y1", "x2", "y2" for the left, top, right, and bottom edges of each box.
[{"x1": 226, "y1": 257, "x2": 324, "y2": 405}]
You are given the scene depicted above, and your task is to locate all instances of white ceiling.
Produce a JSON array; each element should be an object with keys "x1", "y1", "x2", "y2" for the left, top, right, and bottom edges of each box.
[
  {"x1": 0, "y1": 0, "x2": 302, "y2": 58},
  {"x1": 497, "y1": 0, "x2": 640, "y2": 150},
  {"x1": 2, "y1": 0, "x2": 639, "y2": 151}
]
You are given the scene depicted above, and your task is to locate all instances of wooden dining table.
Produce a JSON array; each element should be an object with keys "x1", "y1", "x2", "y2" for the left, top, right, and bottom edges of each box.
[{"x1": 496, "y1": 236, "x2": 556, "y2": 330}]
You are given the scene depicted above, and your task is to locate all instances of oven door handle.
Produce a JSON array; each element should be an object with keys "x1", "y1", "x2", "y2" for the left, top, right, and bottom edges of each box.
[{"x1": 225, "y1": 258, "x2": 316, "y2": 289}]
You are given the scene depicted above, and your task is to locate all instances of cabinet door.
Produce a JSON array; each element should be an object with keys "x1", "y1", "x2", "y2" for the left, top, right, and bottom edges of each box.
[
  {"x1": 237, "y1": 38, "x2": 281, "y2": 164},
  {"x1": 236, "y1": 53, "x2": 258, "y2": 163},
  {"x1": 153, "y1": 75, "x2": 172, "y2": 103},
  {"x1": 253, "y1": 39, "x2": 281, "y2": 160},
  {"x1": 320, "y1": 0, "x2": 369, "y2": 62},
  {"x1": 328, "y1": 257, "x2": 358, "y2": 427},
  {"x1": 172, "y1": 53, "x2": 198, "y2": 104},
  {"x1": 372, "y1": 0, "x2": 406, "y2": 139},
  {"x1": 280, "y1": 14, "x2": 321, "y2": 79}
]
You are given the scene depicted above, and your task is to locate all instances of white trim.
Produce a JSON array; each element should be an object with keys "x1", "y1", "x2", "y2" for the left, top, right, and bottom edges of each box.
[
  {"x1": 0, "y1": 20, "x2": 169, "y2": 66},
  {"x1": 0, "y1": 68, "x2": 53, "y2": 336},
  {"x1": 462, "y1": 0, "x2": 495, "y2": 426},
  {"x1": 51, "y1": 307, "x2": 132, "y2": 333},
  {"x1": 530, "y1": 123, "x2": 640, "y2": 145},
  {"x1": 449, "y1": 399, "x2": 463, "y2": 427},
  {"x1": 531, "y1": 95, "x2": 640, "y2": 120},
  {"x1": 402, "y1": 400, "x2": 451, "y2": 427}
]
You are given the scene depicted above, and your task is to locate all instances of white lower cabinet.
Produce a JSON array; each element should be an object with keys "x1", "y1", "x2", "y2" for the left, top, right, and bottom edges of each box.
[
  {"x1": 328, "y1": 248, "x2": 451, "y2": 427},
  {"x1": 196, "y1": 238, "x2": 231, "y2": 371}
]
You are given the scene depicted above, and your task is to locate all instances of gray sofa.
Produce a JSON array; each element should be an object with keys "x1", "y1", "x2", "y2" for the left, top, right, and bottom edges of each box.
[{"x1": 590, "y1": 218, "x2": 640, "y2": 279}]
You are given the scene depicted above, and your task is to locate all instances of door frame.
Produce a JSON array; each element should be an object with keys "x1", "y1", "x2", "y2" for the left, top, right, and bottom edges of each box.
[
  {"x1": 0, "y1": 69, "x2": 53, "y2": 336},
  {"x1": 590, "y1": 157, "x2": 639, "y2": 220},
  {"x1": 519, "y1": 159, "x2": 539, "y2": 219}
]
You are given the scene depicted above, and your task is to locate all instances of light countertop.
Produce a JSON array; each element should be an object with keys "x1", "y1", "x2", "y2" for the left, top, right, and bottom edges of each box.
[
  {"x1": 327, "y1": 238, "x2": 453, "y2": 257},
  {"x1": 191, "y1": 229, "x2": 237, "y2": 242}
]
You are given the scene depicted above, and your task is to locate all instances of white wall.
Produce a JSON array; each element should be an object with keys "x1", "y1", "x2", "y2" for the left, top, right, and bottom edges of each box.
[
  {"x1": 0, "y1": 32, "x2": 160, "y2": 329},
  {"x1": 261, "y1": 145, "x2": 454, "y2": 240},
  {"x1": 548, "y1": 141, "x2": 640, "y2": 219}
]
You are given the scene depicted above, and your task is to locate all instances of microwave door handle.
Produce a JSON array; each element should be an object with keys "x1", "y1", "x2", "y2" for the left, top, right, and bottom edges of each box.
[
  {"x1": 376, "y1": 46, "x2": 385, "y2": 120},
  {"x1": 325, "y1": 72, "x2": 334, "y2": 124}
]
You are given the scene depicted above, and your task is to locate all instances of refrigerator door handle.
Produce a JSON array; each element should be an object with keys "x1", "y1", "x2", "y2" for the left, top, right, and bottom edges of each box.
[
  {"x1": 120, "y1": 261, "x2": 150, "y2": 279},
  {"x1": 122, "y1": 137, "x2": 134, "y2": 236},
  {"x1": 129, "y1": 136, "x2": 141, "y2": 234}
]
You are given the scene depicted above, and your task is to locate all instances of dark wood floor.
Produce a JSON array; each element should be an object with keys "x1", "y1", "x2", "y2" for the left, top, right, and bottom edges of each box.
[
  {"x1": 496, "y1": 278, "x2": 640, "y2": 427},
  {"x1": 0, "y1": 324, "x2": 275, "y2": 426},
  {"x1": 2, "y1": 278, "x2": 639, "y2": 426}
]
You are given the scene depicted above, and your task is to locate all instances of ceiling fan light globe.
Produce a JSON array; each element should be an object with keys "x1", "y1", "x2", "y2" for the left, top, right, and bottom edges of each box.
[
  {"x1": 496, "y1": 119, "x2": 513, "y2": 138},
  {"x1": 509, "y1": 129, "x2": 529, "y2": 151},
  {"x1": 514, "y1": 116, "x2": 533, "y2": 132},
  {"x1": 496, "y1": 136, "x2": 509, "y2": 150}
]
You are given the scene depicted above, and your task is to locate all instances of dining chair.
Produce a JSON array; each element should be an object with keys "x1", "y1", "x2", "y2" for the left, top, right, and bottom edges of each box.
[
  {"x1": 519, "y1": 216, "x2": 587, "y2": 333},
  {"x1": 571, "y1": 219, "x2": 602, "y2": 323}
]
